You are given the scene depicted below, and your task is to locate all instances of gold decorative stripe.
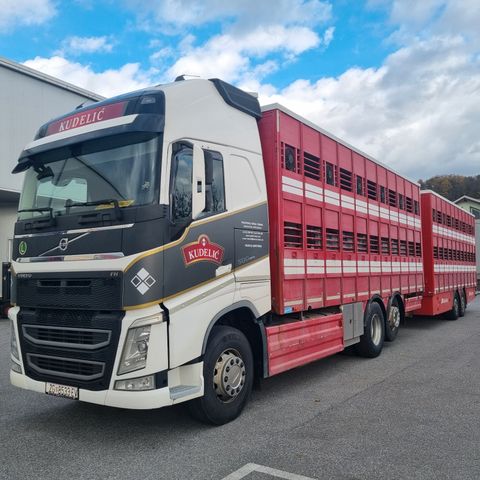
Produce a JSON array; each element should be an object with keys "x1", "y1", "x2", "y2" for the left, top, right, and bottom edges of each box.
[
  {"x1": 123, "y1": 201, "x2": 267, "y2": 272},
  {"x1": 123, "y1": 254, "x2": 269, "y2": 311}
]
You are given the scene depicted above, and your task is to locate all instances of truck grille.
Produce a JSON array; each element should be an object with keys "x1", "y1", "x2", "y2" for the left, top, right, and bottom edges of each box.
[
  {"x1": 14, "y1": 272, "x2": 123, "y2": 310},
  {"x1": 18, "y1": 308, "x2": 123, "y2": 391},
  {"x1": 22, "y1": 324, "x2": 111, "y2": 350},
  {"x1": 27, "y1": 354, "x2": 105, "y2": 381}
]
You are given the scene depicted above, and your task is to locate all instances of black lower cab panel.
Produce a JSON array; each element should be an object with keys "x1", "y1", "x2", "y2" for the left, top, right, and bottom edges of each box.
[{"x1": 17, "y1": 308, "x2": 123, "y2": 391}]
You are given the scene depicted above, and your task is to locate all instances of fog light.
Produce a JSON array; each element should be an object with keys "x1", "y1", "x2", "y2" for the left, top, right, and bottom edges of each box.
[
  {"x1": 11, "y1": 359, "x2": 22, "y2": 374},
  {"x1": 115, "y1": 374, "x2": 155, "y2": 391}
]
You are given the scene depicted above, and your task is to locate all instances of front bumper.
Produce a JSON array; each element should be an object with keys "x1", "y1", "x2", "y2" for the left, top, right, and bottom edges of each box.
[
  {"x1": 9, "y1": 306, "x2": 204, "y2": 410},
  {"x1": 10, "y1": 369, "x2": 174, "y2": 409},
  {"x1": 10, "y1": 359, "x2": 203, "y2": 410}
]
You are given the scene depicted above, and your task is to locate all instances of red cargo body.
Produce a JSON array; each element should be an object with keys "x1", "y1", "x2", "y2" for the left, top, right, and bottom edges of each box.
[
  {"x1": 416, "y1": 191, "x2": 476, "y2": 315},
  {"x1": 258, "y1": 105, "x2": 424, "y2": 319}
]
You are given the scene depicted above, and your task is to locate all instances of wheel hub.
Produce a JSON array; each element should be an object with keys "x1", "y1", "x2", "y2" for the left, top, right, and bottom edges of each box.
[
  {"x1": 213, "y1": 349, "x2": 246, "y2": 402},
  {"x1": 388, "y1": 306, "x2": 401, "y2": 329},
  {"x1": 371, "y1": 313, "x2": 382, "y2": 345}
]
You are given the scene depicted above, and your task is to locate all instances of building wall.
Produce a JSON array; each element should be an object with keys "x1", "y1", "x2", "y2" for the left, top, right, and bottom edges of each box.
[
  {"x1": 0, "y1": 64, "x2": 102, "y2": 194},
  {"x1": 0, "y1": 204, "x2": 17, "y2": 261},
  {"x1": 0, "y1": 204, "x2": 17, "y2": 300}
]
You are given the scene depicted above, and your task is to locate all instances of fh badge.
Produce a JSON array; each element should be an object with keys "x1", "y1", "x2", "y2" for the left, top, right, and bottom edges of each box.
[{"x1": 182, "y1": 235, "x2": 224, "y2": 266}]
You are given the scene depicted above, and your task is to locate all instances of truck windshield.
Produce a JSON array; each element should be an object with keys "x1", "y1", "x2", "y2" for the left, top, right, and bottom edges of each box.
[{"x1": 18, "y1": 132, "x2": 160, "y2": 220}]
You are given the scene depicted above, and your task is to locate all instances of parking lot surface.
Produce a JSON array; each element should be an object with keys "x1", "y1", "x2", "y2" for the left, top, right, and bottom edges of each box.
[{"x1": 1, "y1": 298, "x2": 480, "y2": 480}]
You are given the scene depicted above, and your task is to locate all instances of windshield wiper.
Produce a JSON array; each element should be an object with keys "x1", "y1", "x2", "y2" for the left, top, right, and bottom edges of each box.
[
  {"x1": 18, "y1": 207, "x2": 53, "y2": 216},
  {"x1": 65, "y1": 199, "x2": 123, "y2": 220},
  {"x1": 18, "y1": 207, "x2": 56, "y2": 229}
]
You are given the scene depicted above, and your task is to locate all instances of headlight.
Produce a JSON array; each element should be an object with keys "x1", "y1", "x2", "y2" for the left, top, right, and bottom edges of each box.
[
  {"x1": 10, "y1": 320, "x2": 19, "y2": 360},
  {"x1": 118, "y1": 325, "x2": 151, "y2": 375}
]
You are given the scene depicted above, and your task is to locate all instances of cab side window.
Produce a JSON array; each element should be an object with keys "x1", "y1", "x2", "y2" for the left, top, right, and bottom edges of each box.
[
  {"x1": 202, "y1": 149, "x2": 225, "y2": 216},
  {"x1": 171, "y1": 143, "x2": 193, "y2": 221}
]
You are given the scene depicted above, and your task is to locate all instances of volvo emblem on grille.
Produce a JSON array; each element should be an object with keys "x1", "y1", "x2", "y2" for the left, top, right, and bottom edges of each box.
[{"x1": 59, "y1": 238, "x2": 69, "y2": 251}]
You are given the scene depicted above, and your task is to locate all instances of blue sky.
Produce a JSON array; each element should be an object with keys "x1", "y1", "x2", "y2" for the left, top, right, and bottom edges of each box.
[
  {"x1": 1, "y1": 0, "x2": 479, "y2": 179},
  {"x1": 2, "y1": 1, "x2": 396, "y2": 82}
]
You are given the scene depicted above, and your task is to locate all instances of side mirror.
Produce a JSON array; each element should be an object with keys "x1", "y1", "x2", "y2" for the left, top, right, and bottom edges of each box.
[{"x1": 192, "y1": 145, "x2": 205, "y2": 219}]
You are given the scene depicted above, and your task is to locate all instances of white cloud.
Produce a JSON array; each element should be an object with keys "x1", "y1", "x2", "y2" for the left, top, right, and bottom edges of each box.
[
  {"x1": 257, "y1": 34, "x2": 480, "y2": 178},
  {"x1": 125, "y1": 0, "x2": 332, "y2": 32},
  {"x1": 57, "y1": 36, "x2": 115, "y2": 56},
  {"x1": 23, "y1": 56, "x2": 154, "y2": 97},
  {"x1": 0, "y1": 0, "x2": 56, "y2": 31},
  {"x1": 163, "y1": 24, "x2": 332, "y2": 83}
]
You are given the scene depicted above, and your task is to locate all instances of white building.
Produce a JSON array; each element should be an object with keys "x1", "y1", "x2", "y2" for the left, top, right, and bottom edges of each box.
[{"x1": 0, "y1": 57, "x2": 102, "y2": 269}]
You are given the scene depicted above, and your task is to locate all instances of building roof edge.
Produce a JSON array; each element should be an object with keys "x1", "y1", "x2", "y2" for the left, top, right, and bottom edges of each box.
[{"x1": 0, "y1": 56, "x2": 104, "y2": 102}]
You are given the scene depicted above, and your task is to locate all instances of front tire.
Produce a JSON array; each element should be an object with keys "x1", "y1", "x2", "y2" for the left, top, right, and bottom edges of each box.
[
  {"x1": 355, "y1": 302, "x2": 385, "y2": 358},
  {"x1": 187, "y1": 326, "x2": 253, "y2": 425}
]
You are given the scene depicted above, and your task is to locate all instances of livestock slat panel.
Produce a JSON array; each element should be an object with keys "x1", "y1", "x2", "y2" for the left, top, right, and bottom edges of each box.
[{"x1": 259, "y1": 106, "x2": 425, "y2": 316}]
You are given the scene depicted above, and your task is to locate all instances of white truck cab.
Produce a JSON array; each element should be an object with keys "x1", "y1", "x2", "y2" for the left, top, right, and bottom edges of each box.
[{"x1": 10, "y1": 78, "x2": 271, "y2": 424}]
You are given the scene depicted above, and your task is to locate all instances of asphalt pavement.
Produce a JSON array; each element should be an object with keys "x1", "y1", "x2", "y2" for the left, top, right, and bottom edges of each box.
[{"x1": 1, "y1": 298, "x2": 480, "y2": 480}]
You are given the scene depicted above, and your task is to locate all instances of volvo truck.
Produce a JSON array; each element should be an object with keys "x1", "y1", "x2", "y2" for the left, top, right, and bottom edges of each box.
[{"x1": 9, "y1": 78, "x2": 476, "y2": 424}]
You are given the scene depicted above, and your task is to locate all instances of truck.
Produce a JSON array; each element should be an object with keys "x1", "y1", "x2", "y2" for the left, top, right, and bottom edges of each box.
[{"x1": 9, "y1": 78, "x2": 477, "y2": 424}]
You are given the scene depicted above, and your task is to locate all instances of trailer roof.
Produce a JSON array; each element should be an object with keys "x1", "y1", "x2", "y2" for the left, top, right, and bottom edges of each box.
[
  {"x1": 261, "y1": 103, "x2": 419, "y2": 187},
  {"x1": 421, "y1": 189, "x2": 476, "y2": 218}
]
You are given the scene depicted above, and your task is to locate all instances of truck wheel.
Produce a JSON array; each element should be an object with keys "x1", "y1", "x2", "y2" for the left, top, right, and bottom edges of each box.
[
  {"x1": 459, "y1": 290, "x2": 466, "y2": 317},
  {"x1": 445, "y1": 293, "x2": 460, "y2": 321},
  {"x1": 187, "y1": 326, "x2": 253, "y2": 425},
  {"x1": 385, "y1": 298, "x2": 401, "y2": 342},
  {"x1": 355, "y1": 302, "x2": 385, "y2": 358}
]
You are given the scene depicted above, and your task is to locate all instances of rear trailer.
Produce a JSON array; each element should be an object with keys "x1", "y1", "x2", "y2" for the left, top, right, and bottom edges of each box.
[
  {"x1": 416, "y1": 190, "x2": 476, "y2": 318},
  {"x1": 258, "y1": 105, "x2": 425, "y2": 374}
]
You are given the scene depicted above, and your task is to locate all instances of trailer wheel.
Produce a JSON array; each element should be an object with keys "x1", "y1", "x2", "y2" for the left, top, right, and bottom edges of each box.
[
  {"x1": 187, "y1": 326, "x2": 253, "y2": 425},
  {"x1": 459, "y1": 290, "x2": 466, "y2": 317},
  {"x1": 445, "y1": 292, "x2": 460, "y2": 321},
  {"x1": 355, "y1": 302, "x2": 385, "y2": 358},
  {"x1": 385, "y1": 298, "x2": 401, "y2": 342}
]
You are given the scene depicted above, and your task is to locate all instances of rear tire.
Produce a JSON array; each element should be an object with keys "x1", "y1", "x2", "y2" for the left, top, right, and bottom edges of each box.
[
  {"x1": 355, "y1": 302, "x2": 385, "y2": 358},
  {"x1": 385, "y1": 298, "x2": 401, "y2": 342},
  {"x1": 187, "y1": 326, "x2": 253, "y2": 425},
  {"x1": 445, "y1": 292, "x2": 460, "y2": 321},
  {"x1": 459, "y1": 290, "x2": 466, "y2": 317}
]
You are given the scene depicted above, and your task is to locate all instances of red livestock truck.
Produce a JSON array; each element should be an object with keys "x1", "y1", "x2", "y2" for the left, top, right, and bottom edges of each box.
[
  {"x1": 417, "y1": 190, "x2": 476, "y2": 318},
  {"x1": 9, "y1": 78, "x2": 476, "y2": 423}
]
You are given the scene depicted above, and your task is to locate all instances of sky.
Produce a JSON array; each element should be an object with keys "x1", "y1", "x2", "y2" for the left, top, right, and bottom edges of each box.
[{"x1": 1, "y1": 0, "x2": 479, "y2": 181}]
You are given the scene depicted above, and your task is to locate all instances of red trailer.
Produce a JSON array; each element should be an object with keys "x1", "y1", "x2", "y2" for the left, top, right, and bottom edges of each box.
[
  {"x1": 416, "y1": 190, "x2": 476, "y2": 318},
  {"x1": 259, "y1": 105, "x2": 425, "y2": 374}
]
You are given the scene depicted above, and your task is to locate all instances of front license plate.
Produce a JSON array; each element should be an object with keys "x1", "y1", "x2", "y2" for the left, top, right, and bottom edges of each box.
[{"x1": 45, "y1": 382, "x2": 79, "y2": 400}]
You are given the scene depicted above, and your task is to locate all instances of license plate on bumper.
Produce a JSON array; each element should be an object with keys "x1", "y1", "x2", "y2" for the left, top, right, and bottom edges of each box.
[{"x1": 45, "y1": 382, "x2": 79, "y2": 400}]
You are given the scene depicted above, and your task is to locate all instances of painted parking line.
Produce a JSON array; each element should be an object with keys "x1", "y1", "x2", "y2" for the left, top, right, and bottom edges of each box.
[{"x1": 221, "y1": 463, "x2": 317, "y2": 480}]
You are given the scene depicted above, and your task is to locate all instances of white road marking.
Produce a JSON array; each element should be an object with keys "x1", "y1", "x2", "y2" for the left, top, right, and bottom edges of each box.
[{"x1": 221, "y1": 463, "x2": 317, "y2": 480}]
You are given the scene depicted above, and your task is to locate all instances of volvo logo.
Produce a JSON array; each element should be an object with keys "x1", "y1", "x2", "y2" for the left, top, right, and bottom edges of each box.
[{"x1": 59, "y1": 238, "x2": 69, "y2": 251}]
